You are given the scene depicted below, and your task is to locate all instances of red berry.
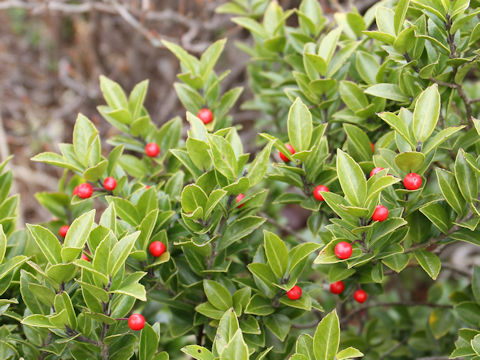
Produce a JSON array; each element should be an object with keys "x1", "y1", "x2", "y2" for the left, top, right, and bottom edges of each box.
[
  {"x1": 76, "y1": 183, "x2": 93, "y2": 199},
  {"x1": 103, "y1": 177, "x2": 117, "y2": 191},
  {"x1": 81, "y1": 253, "x2": 90, "y2": 262},
  {"x1": 279, "y1": 144, "x2": 295, "y2": 162},
  {"x1": 372, "y1": 205, "x2": 389, "y2": 222},
  {"x1": 149, "y1": 241, "x2": 166, "y2": 257},
  {"x1": 73, "y1": 186, "x2": 79, "y2": 196},
  {"x1": 334, "y1": 241, "x2": 353, "y2": 260},
  {"x1": 330, "y1": 281, "x2": 345, "y2": 295},
  {"x1": 58, "y1": 225, "x2": 69, "y2": 238},
  {"x1": 145, "y1": 143, "x2": 160, "y2": 157},
  {"x1": 286, "y1": 285, "x2": 302, "y2": 300},
  {"x1": 313, "y1": 185, "x2": 329, "y2": 201},
  {"x1": 236, "y1": 193, "x2": 245, "y2": 208},
  {"x1": 145, "y1": 185, "x2": 150, "y2": 189},
  {"x1": 128, "y1": 313, "x2": 145, "y2": 331},
  {"x1": 370, "y1": 142, "x2": 374, "y2": 153},
  {"x1": 403, "y1": 173, "x2": 422, "y2": 190},
  {"x1": 354, "y1": 289, "x2": 367, "y2": 303},
  {"x1": 197, "y1": 108, "x2": 214, "y2": 124},
  {"x1": 370, "y1": 167, "x2": 384, "y2": 178}
]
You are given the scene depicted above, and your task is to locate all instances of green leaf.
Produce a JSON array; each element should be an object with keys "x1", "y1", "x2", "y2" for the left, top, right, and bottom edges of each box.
[
  {"x1": 422, "y1": 126, "x2": 464, "y2": 154},
  {"x1": 232, "y1": 17, "x2": 266, "y2": 38},
  {"x1": 429, "y1": 308, "x2": 454, "y2": 339},
  {"x1": 26, "y1": 224, "x2": 62, "y2": 264},
  {"x1": 264, "y1": 231, "x2": 288, "y2": 279},
  {"x1": 264, "y1": 314, "x2": 291, "y2": 341},
  {"x1": 412, "y1": 84, "x2": 440, "y2": 143},
  {"x1": 182, "y1": 346, "x2": 214, "y2": 360},
  {"x1": 62, "y1": 210, "x2": 95, "y2": 262},
  {"x1": 419, "y1": 203, "x2": 450, "y2": 234},
  {"x1": 162, "y1": 40, "x2": 198, "y2": 74},
  {"x1": 245, "y1": 294, "x2": 275, "y2": 316},
  {"x1": 31, "y1": 152, "x2": 82, "y2": 172},
  {"x1": 209, "y1": 135, "x2": 238, "y2": 180},
  {"x1": 181, "y1": 185, "x2": 208, "y2": 214},
  {"x1": 318, "y1": 27, "x2": 342, "y2": 65},
  {"x1": 247, "y1": 142, "x2": 273, "y2": 186},
  {"x1": 336, "y1": 149, "x2": 366, "y2": 207},
  {"x1": 313, "y1": 310, "x2": 340, "y2": 360},
  {"x1": 139, "y1": 323, "x2": 159, "y2": 360},
  {"x1": 129, "y1": 79, "x2": 149, "y2": 120},
  {"x1": 73, "y1": 114, "x2": 100, "y2": 167},
  {"x1": 174, "y1": 83, "x2": 204, "y2": 113},
  {"x1": 377, "y1": 112, "x2": 415, "y2": 147},
  {"x1": 436, "y1": 169, "x2": 466, "y2": 215},
  {"x1": 220, "y1": 330, "x2": 248, "y2": 360},
  {"x1": 288, "y1": 98, "x2": 313, "y2": 152},
  {"x1": 204, "y1": 280, "x2": 232, "y2": 311},
  {"x1": 0, "y1": 225, "x2": 5, "y2": 263},
  {"x1": 200, "y1": 39, "x2": 226, "y2": 80},
  {"x1": 109, "y1": 231, "x2": 139, "y2": 277},
  {"x1": 336, "y1": 347, "x2": 364, "y2": 359},
  {"x1": 455, "y1": 302, "x2": 480, "y2": 327},
  {"x1": 339, "y1": 81, "x2": 368, "y2": 112},
  {"x1": 414, "y1": 250, "x2": 441, "y2": 280},
  {"x1": 472, "y1": 334, "x2": 480, "y2": 356},
  {"x1": 394, "y1": 0, "x2": 410, "y2": 34},
  {"x1": 455, "y1": 149, "x2": 478, "y2": 202},
  {"x1": 472, "y1": 266, "x2": 480, "y2": 304},
  {"x1": 365, "y1": 83, "x2": 409, "y2": 102},
  {"x1": 22, "y1": 314, "x2": 55, "y2": 328},
  {"x1": 394, "y1": 152, "x2": 425, "y2": 172},
  {"x1": 100, "y1": 75, "x2": 128, "y2": 109},
  {"x1": 215, "y1": 309, "x2": 239, "y2": 355},
  {"x1": 217, "y1": 216, "x2": 265, "y2": 251},
  {"x1": 343, "y1": 124, "x2": 371, "y2": 161},
  {"x1": 355, "y1": 51, "x2": 379, "y2": 85}
]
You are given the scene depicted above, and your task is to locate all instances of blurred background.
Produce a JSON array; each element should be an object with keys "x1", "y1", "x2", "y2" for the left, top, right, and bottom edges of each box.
[{"x1": 0, "y1": 0, "x2": 377, "y2": 224}]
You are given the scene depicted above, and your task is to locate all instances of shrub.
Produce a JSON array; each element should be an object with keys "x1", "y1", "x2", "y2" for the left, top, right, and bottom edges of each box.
[{"x1": 1, "y1": 0, "x2": 480, "y2": 359}]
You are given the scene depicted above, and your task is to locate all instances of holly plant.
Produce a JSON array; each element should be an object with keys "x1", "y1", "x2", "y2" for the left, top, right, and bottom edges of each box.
[{"x1": 2, "y1": 0, "x2": 480, "y2": 359}]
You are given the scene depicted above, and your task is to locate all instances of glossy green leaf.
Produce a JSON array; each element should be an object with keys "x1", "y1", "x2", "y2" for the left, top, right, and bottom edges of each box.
[
  {"x1": 412, "y1": 84, "x2": 440, "y2": 142},
  {"x1": 288, "y1": 98, "x2": 313, "y2": 152}
]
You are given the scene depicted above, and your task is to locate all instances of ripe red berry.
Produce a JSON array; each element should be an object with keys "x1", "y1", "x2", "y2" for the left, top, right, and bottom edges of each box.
[
  {"x1": 58, "y1": 225, "x2": 69, "y2": 238},
  {"x1": 145, "y1": 185, "x2": 150, "y2": 189},
  {"x1": 334, "y1": 241, "x2": 353, "y2": 260},
  {"x1": 103, "y1": 177, "x2": 117, "y2": 191},
  {"x1": 236, "y1": 193, "x2": 245, "y2": 208},
  {"x1": 279, "y1": 144, "x2": 295, "y2": 162},
  {"x1": 76, "y1": 183, "x2": 93, "y2": 199},
  {"x1": 149, "y1": 241, "x2": 166, "y2": 257},
  {"x1": 197, "y1": 108, "x2": 214, "y2": 124},
  {"x1": 330, "y1": 281, "x2": 345, "y2": 295},
  {"x1": 145, "y1": 143, "x2": 160, "y2": 157},
  {"x1": 128, "y1": 313, "x2": 145, "y2": 331},
  {"x1": 354, "y1": 289, "x2": 367, "y2": 303},
  {"x1": 286, "y1": 285, "x2": 302, "y2": 300},
  {"x1": 403, "y1": 173, "x2": 422, "y2": 190},
  {"x1": 73, "y1": 186, "x2": 79, "y2": 196},
  {"x1": 370, "y1": 142, "x2": 374, "y2": 153},
  {"x1": 370, "y1": 167, "x2": 384, "y2": 178},
  {"x1": 372, "y1": 205, "x2": 389, "y2": 222},
  {"x1": 313, "y1": 185, "x2": 329, "y2": 201},
  {"x1": 81, "y1": 253, "x2": 90, "y2": 262}
]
